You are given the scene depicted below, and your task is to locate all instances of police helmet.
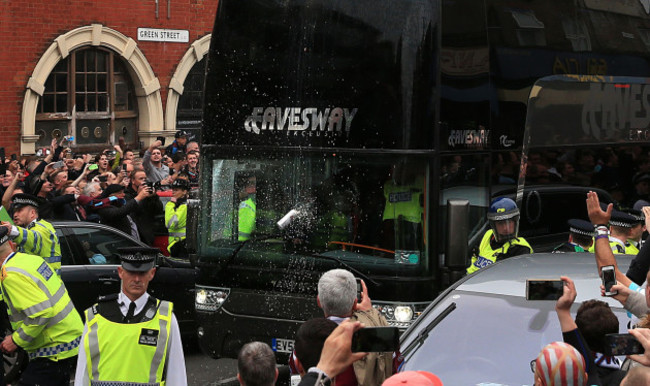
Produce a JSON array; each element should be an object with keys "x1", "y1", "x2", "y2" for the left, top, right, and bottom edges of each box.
[{"x1": 487, "y1": 197, "x2": 520, "y2": 242}]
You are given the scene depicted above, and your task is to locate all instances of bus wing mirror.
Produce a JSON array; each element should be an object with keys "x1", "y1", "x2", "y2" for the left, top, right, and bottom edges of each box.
[{"x1": 445, "y1": 199, "x2": 469, "y2": 270}]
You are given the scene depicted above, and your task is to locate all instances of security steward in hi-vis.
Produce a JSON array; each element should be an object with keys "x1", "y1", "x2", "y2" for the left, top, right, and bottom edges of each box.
[
  {"x1": 0, "y1": 226, "x2": 83, "y2": 385},
  {"x1": 466, "y1": 197, "x2": 533, "y2": 274},
  {"x1": 74, "y1": 247, "x2": 187, "y2": 386},
  {"x1": 0, "y1": 193, "x2": 62, "y2": 276},
  {"x1": 552, "y1": 219, "x2": 594, "y2": 253},
  {"x1": 237, "y1": 174, "x2": 257, "y2": 241},
  {"x1": 165, "y1": 178, "x2": 189, "y2": 258}
]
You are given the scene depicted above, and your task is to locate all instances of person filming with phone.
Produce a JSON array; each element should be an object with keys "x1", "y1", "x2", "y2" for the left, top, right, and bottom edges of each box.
[
  {"x1": 297, "y1": 269, "x2": 395, "y2": 386},
  {"x1": 143, "y1": 140, "x2": 170, "y2": 183}
]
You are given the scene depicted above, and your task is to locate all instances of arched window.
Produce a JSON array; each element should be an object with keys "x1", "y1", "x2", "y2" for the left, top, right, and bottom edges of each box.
[
  {"x1": 35, "y1": 48, "x2": 138, "y2": 151},
  {"x1": 176, "y1": 58, "x2": 206, "y2": 141}
]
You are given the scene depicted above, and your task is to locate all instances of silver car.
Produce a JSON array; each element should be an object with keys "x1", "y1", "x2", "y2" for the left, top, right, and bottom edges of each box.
[{"x1": 398, "y1": 253, "x2": 635, "y2": 385}]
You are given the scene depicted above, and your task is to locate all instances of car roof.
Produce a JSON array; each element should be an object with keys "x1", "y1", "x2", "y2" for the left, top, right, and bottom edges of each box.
[{"x1": 456, "y1": 252, "x2": 632, "y2": 305}]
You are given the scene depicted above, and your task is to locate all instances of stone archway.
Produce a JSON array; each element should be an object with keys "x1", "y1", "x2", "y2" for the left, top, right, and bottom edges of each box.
[
  {"x1": 21, "y1": 24, "x2": 164, "y2": 154},
  {"x1": 165, "y1": 34, "x2": 211, "y2": 132}
]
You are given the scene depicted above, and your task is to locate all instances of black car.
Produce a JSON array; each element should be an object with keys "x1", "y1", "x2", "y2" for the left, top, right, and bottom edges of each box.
[{"x1": 2, "y1": 221, "x2": 196, "y2": 383}]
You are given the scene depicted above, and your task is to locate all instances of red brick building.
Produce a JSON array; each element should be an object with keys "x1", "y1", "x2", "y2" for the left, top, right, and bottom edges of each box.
[{"x1": 0, "y1": 0, "x2": 218, "y2": 156}]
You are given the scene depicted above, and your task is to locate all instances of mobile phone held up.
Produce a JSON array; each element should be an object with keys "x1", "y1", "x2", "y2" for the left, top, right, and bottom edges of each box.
[
  {"x1": 604, "y1": 333, "x2": 644, "y2": 356},
  {"x1": 355, "y1": 278, "x2": 363, "y2": 304},
  {"x1": 601, "y1": 265, "x2": 617, "y2": 296},
  {"x1": 52, "y1": 160, "x2": 65, "y2": 170},
  {"x1": 351, "y1": 327, "x2": 399, "y2": 353},
  {"x1": 526, "y1": 279, "x2": 565, "y2": 301},
  {"x1": 156, "y1": 136, "x2": 166, "y2": 146}
]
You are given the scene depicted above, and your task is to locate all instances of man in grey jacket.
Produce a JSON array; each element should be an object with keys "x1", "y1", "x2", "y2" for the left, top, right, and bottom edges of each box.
[{"x1": 142, "y1": 140, "x2": 170, "y2": 183}]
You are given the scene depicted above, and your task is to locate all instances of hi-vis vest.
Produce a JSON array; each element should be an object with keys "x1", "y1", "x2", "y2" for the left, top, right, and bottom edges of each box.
[
  {"x1": 626, "y1": 240, "x2": 640, "y2": 255},
  {"x1": 382, "y1": 178, "x2": 424, "y2": 224},
  {"x1": 238, "y1": 197, "x2": 256, "y2": 241},
  {"x1": 467, "y1": 230, "x2": 532, "y2": 274},
  {"x1": 1, "y1": 252, "x2": 82, "y2": 359},
  {"x1": 83, "y1": 300, "x2": 173, "y2": 385},
  {"x1": 165, "y1": 201, "x2": 187, "y2": 253},
  {"x1": 14, "y1": 219, "x2": 62, "y2": 276}
]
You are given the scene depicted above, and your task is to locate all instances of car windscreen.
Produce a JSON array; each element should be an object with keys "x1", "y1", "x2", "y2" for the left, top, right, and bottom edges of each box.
[{"x1": 400, "y1": 290, "x2": 631, "y2": 385}]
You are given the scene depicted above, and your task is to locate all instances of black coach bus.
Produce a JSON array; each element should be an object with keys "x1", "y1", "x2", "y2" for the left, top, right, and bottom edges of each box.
[{"x1": 191, "y1": 0, "x2": 650, "y2": 359}]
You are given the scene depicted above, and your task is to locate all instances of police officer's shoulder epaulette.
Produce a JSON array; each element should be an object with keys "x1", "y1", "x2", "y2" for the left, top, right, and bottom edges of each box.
[{"x1": 97, "y1": 293, "x2": 119, "y2": 303}]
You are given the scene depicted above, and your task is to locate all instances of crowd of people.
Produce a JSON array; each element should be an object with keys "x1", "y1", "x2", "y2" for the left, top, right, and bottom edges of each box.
[{"x1": 0, "y1": 130, "x2": 199, "y2": 257}]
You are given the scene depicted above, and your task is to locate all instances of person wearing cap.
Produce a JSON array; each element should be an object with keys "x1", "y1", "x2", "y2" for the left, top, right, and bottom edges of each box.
[
  {"x1": 623, "y1": 208, "x2": 645, "y2": 255},
  {"x1": 165, "y1": 178, "x2": 190, "y2": 257},
  {"x1": 629, "y1": 172, "x2": 650, "y2": 209},
  {"x1": 382, "y1": 372, "x2": 443, "y2": 386},
  {"x1": 602, "y1": 209, "x2": 638, "y2": 254},
  {"x1": 552, "y1": 219, "x2": 594, "y2": 253},
  {"x1": 92, "y1": 183, "x2": 151, "y2": 240},
  {"x1": 0, "y1": 226, "x2": 84, "y2": 385},
  {"x1": 0, "y1": 193, "x2": 63, "y2": 276},
  {"x1": 74, "y1": 247, "x2": 187, "y2": 385},
  {"x1": 166, "y1": 130, "x2": 188, "y2": 156},
  {"x1": 466, "y1": 197, "x2": 532, "y2": 274}
]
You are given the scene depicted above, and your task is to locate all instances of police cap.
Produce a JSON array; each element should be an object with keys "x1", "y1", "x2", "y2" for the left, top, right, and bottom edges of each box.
[
  {"x1": 175, "y1": 130, "x2": 188, "y2": 139},
  {"x1": 0, "y1": 227, "x2": 10, "y2": 246},
  {"x1": 609, "y1": 210, "x2": 637, "y2": 228},
  {"x1": 624, "y1": 208, "x2": 645, "y2": 224},
  {"x1": 567, "y1": 219, "x2": 595, "y2": 237},
  {"x1": 11, "y1": 193, "x2": 39, "y2": 210},
  {"x1": 118, "y1": 247, "x2": 158, "y2": 272},
  {"x1": 171, "y1": 178, "x2": 190, "y2": 190}
]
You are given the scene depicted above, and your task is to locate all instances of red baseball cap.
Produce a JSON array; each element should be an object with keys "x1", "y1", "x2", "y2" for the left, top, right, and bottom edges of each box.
[{"x1": 382, "y1": 371, "x2": 443, "y2": 385}]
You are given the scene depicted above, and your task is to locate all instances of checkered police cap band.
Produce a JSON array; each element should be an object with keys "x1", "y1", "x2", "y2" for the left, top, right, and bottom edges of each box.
[
  {"x1": 121, "y1": 252, "x2": 156, "y2": 262},
  {"x1": 609, "y1": 220, "x2": 634, "y2": 228},
  {"x1": 12, "y1": 197, "x2": 38, "y2": 208},
  {"x1": 569, "y1": 227, "x2": 595, "y2": 237}
]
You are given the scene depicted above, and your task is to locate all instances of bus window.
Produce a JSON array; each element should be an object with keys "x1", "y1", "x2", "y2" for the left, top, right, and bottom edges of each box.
[{"x1": 200, "y1": 153, "x2": 429, "y2": 268}]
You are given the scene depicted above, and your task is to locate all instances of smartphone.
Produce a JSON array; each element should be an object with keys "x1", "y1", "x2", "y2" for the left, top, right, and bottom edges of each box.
[
  {"x1": 10, "y1": 154, "x2": 16, "y2": 161},
  {"x1": 602, "y1": 265, "x2": 617, "y2": 296},
  {"x1": 52, "y1": 160, "x2": 65, "y2": 169},
  {"x1": 604, "y1": 333, "x2": 644, "y2": 356},
  {"x1": 98, "y1": 175, "x2": 108, "y2": 183},
  {"x1": 526, "y1": 279, "x2": 565, "y2": 301},
  {"x1": 351, "y1": 327, "x2": 399, "y2": 352},
  {"x1": 156, "y1": 136, "x2": 166, "y2": 146},
  {"x1": 88, "y1": 164, "x2": 99, "y2": 171},
  {"x1": 355, "y1": 278, "x2": 363, "y2": 303}
]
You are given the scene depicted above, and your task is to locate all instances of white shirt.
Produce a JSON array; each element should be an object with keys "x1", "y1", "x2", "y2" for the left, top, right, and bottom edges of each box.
[{"x1": 74, "y1": 291, "x2": 187, "y2": 386}]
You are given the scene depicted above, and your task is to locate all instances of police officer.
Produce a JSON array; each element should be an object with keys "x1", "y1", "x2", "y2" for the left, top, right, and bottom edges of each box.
[
  {"x1": 0, "y1": 226, "x2": 83, "y2": 385},
  {"x1": 466, "y1": 197, "x2": 533, "y2": 274},
  {"x1": 606, "y1": 209, "x2": 638, "y2": 254},
  {"x1": 74, "y1": 247, "x2": 187, "y2": 385},
  {"x1": 237, "y1": 174, "x2": 257, "y2": 241},
  {"x1": 624, "y1": 208, "x2": 645, "y2": 255},
  {"x1": 166, "y1": 178, "x2": 189, "y2": 257},
  {"x1": 553, "y1": 219, "x2": 594, "y2": 253},
  {"x1": 0, "y1": 193, "x2": 62, "y2": 276}
]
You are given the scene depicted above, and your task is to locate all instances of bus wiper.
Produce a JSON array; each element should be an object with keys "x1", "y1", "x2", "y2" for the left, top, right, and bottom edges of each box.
[
  {"x1": 400, "y1": 302, "x2": 456, "y2": 359},
  {"x1": 310, "y1": 253, "x2": 380, "y2": 287}
]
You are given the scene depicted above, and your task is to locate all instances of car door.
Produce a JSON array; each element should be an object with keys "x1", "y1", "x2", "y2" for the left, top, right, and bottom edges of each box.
[{"x1": 149, "y1": 258, "x2": 197, "y2": 336}]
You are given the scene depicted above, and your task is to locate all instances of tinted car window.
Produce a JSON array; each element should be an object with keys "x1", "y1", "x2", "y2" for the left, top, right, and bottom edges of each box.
[
  {"x1": 55, "y1": 228, "x2": 75, "y2": 266},
  {"x1": 71, "y1": 227, "x2": 141, "y2": 265}
]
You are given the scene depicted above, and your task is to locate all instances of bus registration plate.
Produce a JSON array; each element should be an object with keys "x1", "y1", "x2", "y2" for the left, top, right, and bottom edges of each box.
[{"x1": 272, "y1": 338, "x2": 295, "y2": 353}]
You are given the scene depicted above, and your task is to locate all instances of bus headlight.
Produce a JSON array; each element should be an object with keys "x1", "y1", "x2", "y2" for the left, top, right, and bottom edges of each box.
[{"x1": 195, "y1": 286, "x2": 230, "y2": 312}]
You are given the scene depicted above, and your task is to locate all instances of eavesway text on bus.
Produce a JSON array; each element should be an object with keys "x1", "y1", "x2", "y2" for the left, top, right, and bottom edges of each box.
[
  {"x1": 244, "y1": 107, "x2": 358, "y2": 135},
  {"x1": 582, "y1": 82, "x2": 650, "y2": 141}
]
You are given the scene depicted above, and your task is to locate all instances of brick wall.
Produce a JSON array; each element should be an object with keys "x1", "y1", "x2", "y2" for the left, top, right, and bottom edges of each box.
[{"x1": 0, "y1": 0, "x2": 218, "y2": 155}]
